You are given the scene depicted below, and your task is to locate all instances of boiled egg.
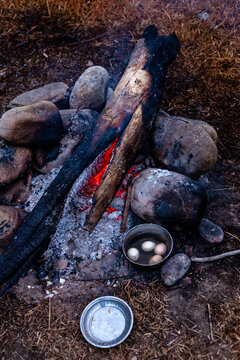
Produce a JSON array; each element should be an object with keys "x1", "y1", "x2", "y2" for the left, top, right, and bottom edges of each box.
[
  {"x1": 149, "y1": 254, "x2": 162, "y2": 264},
  {"x1": 141, "y1": 240, "x2": 155, "y2": 252},
  {"x1": 127, "y1": 247, "x2": 139, "y2": 261},
  {"x1": 154, "y1": 243, "x2": 167, "y2": 256}
]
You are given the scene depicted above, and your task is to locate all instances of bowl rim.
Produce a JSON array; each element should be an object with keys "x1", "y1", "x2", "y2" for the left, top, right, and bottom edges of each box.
[
  {"x1": 122, "y1": 223, "x2": 173, "y2": 267},
  {"x1": 80, "y1": 296, "x2": 134, "y2": 348}
]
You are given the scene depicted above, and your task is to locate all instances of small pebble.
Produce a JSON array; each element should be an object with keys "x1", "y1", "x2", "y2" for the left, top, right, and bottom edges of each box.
[
  {"x1": 199, "y1": 218, "x2": 224, "y2": 243},
  {"x1": 161, "y1": 253, "x2": 191, "y2": 286},
  {"x1": 149, "y1": 254, "x2": 162, "y2": 264},
  {"x1": 154, "y1": 243, "x2": 167, "y2": 256},
  {"x1": 127, "y1": 247, "x2": 139, "y2": 261},
  {"x1": 142, "y1": 240, "x2": 155, "y2": 252},
  {"x1": 197, "y1": 11, "x2": 209, "y2": 21}
]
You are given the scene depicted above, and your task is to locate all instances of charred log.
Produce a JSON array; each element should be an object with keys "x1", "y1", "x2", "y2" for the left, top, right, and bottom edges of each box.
[{"x1": 84, "y1": 27, "x2": 180, "y2": 231}]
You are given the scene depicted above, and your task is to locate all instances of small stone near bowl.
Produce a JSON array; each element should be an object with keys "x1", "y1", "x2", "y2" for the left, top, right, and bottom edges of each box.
[{"x1": 161, "y1": 253, "x2": 191, "y2": 286}]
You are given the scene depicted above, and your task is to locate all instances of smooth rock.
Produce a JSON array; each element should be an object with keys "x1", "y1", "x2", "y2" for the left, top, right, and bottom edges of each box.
[
  {"x1": 131, "y1": 168, "x2": 206, "y2": 228},
  {"x1": 0, "y1": 206, "x2": 28, "y2": 247},
  {"x1": 33, "y1": 109, "x2": 98, "y2": 174},
  {"x1": 0, "y1": 101, "x2": 65, "y2": 146},
  {"x1": 151, "y1": 112, "x2": 218, "y2": 178},
  {"x1": 199, "y1": 218, "x2": 224, "y2": 243},
  {"x1": 69, "y1": 66, "x2": 109, "y2": 111},
  {"x1": 0, "y1": 169, "x2": 32, "y2": 205},
  {"x1": 0, "y1": 141, "x2": 32, "y2": 189},
  {"x1": 161, "y1": 253, "x2": 191, "y2": 286},
  {"x1": 197, "y1": 11, "x2": 209, "y2": 21},
  {"x1": 9, "y1": 82, "x2": 71, "y2": 109}
]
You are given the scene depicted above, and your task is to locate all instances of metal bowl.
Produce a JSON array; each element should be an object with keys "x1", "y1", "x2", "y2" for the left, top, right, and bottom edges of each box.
[
  {"x1": 123, "y1": 223, "x2": 173, "y2": 269},
  {"x1": 80, "y1": 296, "x2": 133, "y2": 348}
]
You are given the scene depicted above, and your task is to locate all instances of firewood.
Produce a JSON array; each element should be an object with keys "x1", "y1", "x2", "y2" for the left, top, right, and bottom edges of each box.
[
  {"x1": 84, "y1": 28, "x2": 180, "y2": 232},
  {"x1": 120, "y1": 177, "x2": 132, "y2": 233},
  {"x1": 0, "y1": 25, "x2": 180, "y2": 291}
]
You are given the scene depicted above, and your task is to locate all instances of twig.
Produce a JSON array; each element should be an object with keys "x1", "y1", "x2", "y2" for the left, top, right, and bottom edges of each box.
[
  {"x1": 225, "y1": 232, "x2": 240, "y2": 242},
  {"x1": 207, "y1": 303, "x2": 214, "y2": 341},
  {"x1": 46, "y1": 0, "x2": 51, "y2": 16},
  {"x1": 120, "y1": 176, "x2": 132, "y2": 233},
  {"x1": 217, "y1": 138, "x2": 231, "y2": 156},
  {"x1": 191, "y1": 249, "x2": 240, "y2": 263},
  {"x1": 48, "y1": 296, "x2": 51, "y2": 330},
  {"x1": 68, "y1": 33, "x2": 106, "y2": 46}
]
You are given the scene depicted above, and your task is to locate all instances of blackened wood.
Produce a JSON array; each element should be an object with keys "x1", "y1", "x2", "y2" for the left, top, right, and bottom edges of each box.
[
  {"x1": 0, "y1": 25, "x2": 179, "y2": 289},
  {"x1": 120, "y1": 177, "x2": 132, "y2": 233},
  {"x1": 84, "y1": 28, "x2": 180, "y2": 231},
  {"x1": 0, "y1": 203, "x2": 63, "y2": 296}
]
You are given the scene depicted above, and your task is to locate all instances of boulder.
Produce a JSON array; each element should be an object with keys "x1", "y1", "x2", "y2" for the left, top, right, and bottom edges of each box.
[
  {"x1": 0, "y1": 101, "x2": 65, "y2": 146},
  {"x1": 151, "y1": 112, "x2": 218, "y2": 178},
  {"x1": 0, "y1": 169, "x2": 32, "y2": 205},
  {"x1": 131, "y1": 168, "x2": 206, "y2": 228},
  {"x1": 161, "y1": 253, "x2": 191, "y2": 286},
  {"x1": 9, "y1": 82, "x2": 71, "y2": 109},
  {"x1": 33, "y1": 109, "x2": 99, "y2": 174},
  {"x1": 0, "y1": 141, "x2": 32, "y2": 189},
  {"x1": 69, "y1": 66, "x2": 109, "y2": 111},
  {"x1": 0, "y1": 206, "x2": 28, "y2": 248}
]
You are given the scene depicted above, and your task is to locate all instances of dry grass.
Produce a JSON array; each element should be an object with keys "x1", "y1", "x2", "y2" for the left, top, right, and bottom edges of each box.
[
  {"x1": 1, "y1": 0, "x2": 239, "y2": 155},
  {"x1": 1, "y1": 280, "x2": 240, "y2": 359}
]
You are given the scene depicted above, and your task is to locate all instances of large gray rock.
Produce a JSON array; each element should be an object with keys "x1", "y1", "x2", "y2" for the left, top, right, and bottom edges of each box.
[
  {"x1": 131, "y1": 168, "x2": 206, "y2": 228},
  {"x1": 9, "y1": 82, "x2": 71, "y2": 109},
  {"x1": 0, "y1": 101, "x2": 65, "y2": 146},
  {"x1": 0, "y1": 141, "x2": 32, "y2": 189},
  {"x1": 161, "y1": 253, "x2": 191, "y2": 286},
  {"x1": 69, "y1": 66, "x2": 109, "y2": 111},
  {"x1": 151, "y1": 112, "x2": 218, "y2": 178},
  {"x1": 33, "y1": 109, "x2": 99, "y2": 174}
]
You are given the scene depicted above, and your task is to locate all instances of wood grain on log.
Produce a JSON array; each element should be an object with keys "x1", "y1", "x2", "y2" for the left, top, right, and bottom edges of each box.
[{"x1": 84, "y1": 27, "x2": 180, "y2": 231}]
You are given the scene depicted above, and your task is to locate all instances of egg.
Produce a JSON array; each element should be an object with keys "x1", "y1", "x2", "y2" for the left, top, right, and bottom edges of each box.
[
  {"x1": 154, "y1": 243, "x2": 167, "y2": 256},
  {"x1": 149, "y1": 254, "x2": 162, "y2": 264},
  {"x1": 141, "y1": 240, "x2": 156, "y2": 252},
  {"x1": 127, "y1": 247, "x2": 139, "y2": 261}
]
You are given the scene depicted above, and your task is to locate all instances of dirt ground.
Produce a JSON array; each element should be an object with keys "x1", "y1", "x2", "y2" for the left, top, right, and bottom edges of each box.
[{"x1": 0, "y1": 1, "x2": 240, "y2": 359}]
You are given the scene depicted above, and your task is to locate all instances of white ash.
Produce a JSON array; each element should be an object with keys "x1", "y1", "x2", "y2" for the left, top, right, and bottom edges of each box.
[
  {"x1": 23, "y1": 148, "x2": 144, "y2": 268},
  {"x1": 24, "y1": 167, "x2": 61, "y2": 212},
  {"x1": 45, "y1": 156, "x2": 141, "y2": 261}
]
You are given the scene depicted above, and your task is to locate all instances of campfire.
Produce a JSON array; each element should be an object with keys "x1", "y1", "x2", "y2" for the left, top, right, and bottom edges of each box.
[{"x1": 0, "y1": 24, "x2": 228, "y2": 296}]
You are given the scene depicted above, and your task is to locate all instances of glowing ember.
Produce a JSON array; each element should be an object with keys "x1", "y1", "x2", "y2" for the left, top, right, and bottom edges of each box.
[
  {"x1": 77, "y1": 137, "x2": 144, "y2": 217},
  {"x1": 78, "y1": 137, "x2": 118, "y2": 197}
]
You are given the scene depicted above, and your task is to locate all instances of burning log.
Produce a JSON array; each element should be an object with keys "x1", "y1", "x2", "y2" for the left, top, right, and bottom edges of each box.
[
  {"x1": 0, "y1": 25, "x2": 180, "y2": 292},
  {"x1": 84, "y1": 27, "x2": 180, "y2": 231}
]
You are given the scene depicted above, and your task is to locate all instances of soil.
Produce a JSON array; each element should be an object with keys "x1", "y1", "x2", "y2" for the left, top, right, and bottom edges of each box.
[{"x1": 0, "y1": 2, "x2": 240, "y2": 359}]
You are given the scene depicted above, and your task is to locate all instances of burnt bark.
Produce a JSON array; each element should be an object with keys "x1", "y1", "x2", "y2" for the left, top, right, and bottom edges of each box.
[
  {"x1": 0, "y1": 25, "x2": 180, "y2": 292},
  {"x1": 84, "y1": 27, "x2": 180, "y2": 231}
]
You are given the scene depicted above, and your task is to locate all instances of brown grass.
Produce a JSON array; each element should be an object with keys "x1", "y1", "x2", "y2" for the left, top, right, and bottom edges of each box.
[{"x1": 1, "y1": 280, "x2": 240, "y2": 359}]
